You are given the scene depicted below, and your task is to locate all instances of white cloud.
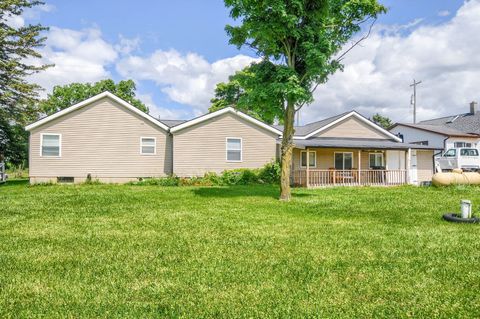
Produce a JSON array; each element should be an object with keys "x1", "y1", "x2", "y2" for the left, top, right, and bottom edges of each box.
[
  {"x1": 136, "y1": 93, "x2": 195, "y2": 120},
  {"x1": 115, "y1": 35, "x2": 141, "y2": 55},
  {"x1": 29, "y1": 27, "x2": 118, "y2": 96},
  {"x1": 300, "y1": 0, "x2": 480, "y2": 124},
  {"x1": 116, "y1": 50, "x2": 258, "y2": 113},
  {"x1": 4, "y1": 3, "x2": 54, "y2": 28},
  {"x1": 438, "y1": 10, "x2": 451, "y2": 17}
]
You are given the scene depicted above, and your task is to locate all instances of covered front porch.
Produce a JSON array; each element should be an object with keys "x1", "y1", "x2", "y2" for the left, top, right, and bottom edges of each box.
[{"x1": 290, "y1": 138, "x2": 418, "y2": 188}]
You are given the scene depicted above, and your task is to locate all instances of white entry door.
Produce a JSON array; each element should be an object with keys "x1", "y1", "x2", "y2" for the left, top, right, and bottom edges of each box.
[{"x1": 386, "y1": 150, "x2": 406, "y2": 183}]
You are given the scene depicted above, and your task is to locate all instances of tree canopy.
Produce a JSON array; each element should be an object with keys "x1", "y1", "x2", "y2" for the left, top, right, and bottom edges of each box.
[
  {"x1": 40, "y1": 79, "x2": 148, "y2": 115},
  {"x1": 223, "y1": 0, "x2": 386, "y2": 200},
  {"x1": 209, "y1": 60, "x2": 285, "y2": 124},
  {"x1": 372, "y1": 113, "x2": 393, "y2": 129},
  {"x1": 0, "y1": 0, "x2": 51, "y2": 164}
]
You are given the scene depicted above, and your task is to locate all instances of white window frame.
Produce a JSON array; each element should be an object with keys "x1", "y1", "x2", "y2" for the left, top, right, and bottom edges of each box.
[
  {"x1": 334, "y1": 152, "x2": 353, "y2": 170},
  {"x1": 40, "y1": 133, "x2": 61, "y2": 157},
  {"x1": 226, "y1": 137, "x2": 242, "y2": 162},
  {"x1": 454, "y1": 141, "x2": 472, "y2": 148},
  {"x1": 140, "y1": 137, "x2": 156, "y2": 155},
  {"x1": 300, "y1": 150, "x2": 316, "y2": 168},
  {"x1": 369, "y1": 152, "x2": 384, "y2": 169}
]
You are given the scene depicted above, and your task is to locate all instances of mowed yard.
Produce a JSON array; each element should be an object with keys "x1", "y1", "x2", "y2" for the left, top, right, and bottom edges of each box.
[{"x1": 0, "y1": 181, "x2": 479, "y2": 318}]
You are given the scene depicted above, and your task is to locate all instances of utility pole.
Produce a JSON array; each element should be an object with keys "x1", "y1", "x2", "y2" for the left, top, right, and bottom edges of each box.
[{"x1": 410, "y1": 79, "x2": 422, "y2": 124}]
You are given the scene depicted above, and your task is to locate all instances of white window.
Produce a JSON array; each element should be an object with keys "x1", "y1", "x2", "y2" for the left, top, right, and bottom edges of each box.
[
  {"x1": 140, "y1": 137, "x2": 156, "y2": 155},
  {"x1": 369, "y1": 153, "x2": 384, "y2": 169},
  {"x1": 454, "y1": 142, "x2": 472, "y2": 148},
  {"x1": 41, "y1": 134, "x2": 61, "y2": 157},
  {"x1": 443, "y1": 149, "x2": 456, "y2": 157},
  {"x1": 334, "y1": 152, "x2": 353, "y2": 170},
  {"x1": 300, "y1": 151, "x2": 316, "y2": 168},
  {"x1": 460, "y1": 148, "x2": 479, "y2": 156},
  {"x1": 226, "y1": 138, "x2": 242, "y2": 162}
]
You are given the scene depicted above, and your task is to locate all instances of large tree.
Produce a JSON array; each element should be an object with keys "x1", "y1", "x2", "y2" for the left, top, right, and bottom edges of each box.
[
  {"x1": 223, "y1": 0, "x2": 386, "y2": 200},
  {"x1": 0, "y1": 0, "x2": 51, "y2": 163},
  {"x1": 40, "y1": 79, "x2": 149, "y2": 115},
  {"x1": 210, "y1": 60, "x2": 285, "y2": 124}
]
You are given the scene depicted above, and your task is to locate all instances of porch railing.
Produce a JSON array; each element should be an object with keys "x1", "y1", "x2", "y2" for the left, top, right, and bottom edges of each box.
[{"x1": 292, "y1": 169, "x2": 407, "y2": 187}]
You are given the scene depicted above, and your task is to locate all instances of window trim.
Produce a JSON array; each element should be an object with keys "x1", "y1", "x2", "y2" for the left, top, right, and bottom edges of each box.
[
  {"x1": 140, "y1": 137, "x2": 157, "y2": 155},
  {"x1": 368, "y1": 152, "x2": 384, "y2": 169},
  {"x1": 40, "y1": 133, "x2": 62, "y2": 157},
  {"x1": 226, "y1": 137, "x2": 243, "y2": 162},
  {"x1": 334, "y1": 152, "x2": 353, "y2": 170},
  {"x1": 300, "y1": 150, "x2": 317, "y2": 168},
  {"x1": 454, "y1": 141, "x2": 473, "y2": 148}
]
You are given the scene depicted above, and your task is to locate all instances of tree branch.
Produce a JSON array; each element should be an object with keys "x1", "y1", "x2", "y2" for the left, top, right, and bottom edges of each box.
[{"x1": 336, "y1": 17, "x2": 377, "y2": 62}]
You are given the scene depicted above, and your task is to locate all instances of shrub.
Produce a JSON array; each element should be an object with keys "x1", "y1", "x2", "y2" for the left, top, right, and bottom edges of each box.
[
  {"x1": 220, "y1": 170, "x2": 243, "y2": 185},
  {"x1": 179, "y1": 176, "x2": 213, "y2": 186},
  {"x1": 238, "y1": 169, "x2": 259, "y2": 185},
  {"x1": 258, "y1": 161, "x2": 281, "y2": 184},
  {"x1": 203, "y1": 172, "x2": 222, "y2": 185}
]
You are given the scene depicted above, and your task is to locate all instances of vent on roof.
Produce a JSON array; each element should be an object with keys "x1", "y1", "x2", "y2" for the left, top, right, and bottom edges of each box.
[{"x1": 447, "y1": 115, "x2": 460, "y2": 123}]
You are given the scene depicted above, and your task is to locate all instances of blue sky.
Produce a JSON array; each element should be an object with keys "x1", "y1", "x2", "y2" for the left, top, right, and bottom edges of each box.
[{"x1": 23, "y1": 0, "x2": 478, "y2": 123}]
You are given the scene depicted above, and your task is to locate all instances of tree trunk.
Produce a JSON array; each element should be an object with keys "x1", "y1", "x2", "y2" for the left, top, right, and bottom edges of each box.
[{"x1": 279, "y1": 99, "x2": 295, "y2": 201}]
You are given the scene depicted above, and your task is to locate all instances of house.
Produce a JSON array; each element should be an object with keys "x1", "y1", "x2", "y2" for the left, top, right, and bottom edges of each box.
[
  {"x1": 389, "y1": 102, "x2": 480, "y2": 153},
  {"x1": 279, "y1": 112, "x2": 436, "y2": 187},
  {"x1": 26, "y1": 92, "x2": 172, "y2": 184},
  {"x1": 166, "y1": 108, "x2": 281, "y2": 177},
  {"x1": 26, "y1": 91, "x2": 436, "y2": 186}
]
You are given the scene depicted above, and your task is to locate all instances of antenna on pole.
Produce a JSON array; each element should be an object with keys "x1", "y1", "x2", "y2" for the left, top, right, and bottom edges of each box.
[{"x1": 410, "y1": 79, "x2": 422, "y2": 124}]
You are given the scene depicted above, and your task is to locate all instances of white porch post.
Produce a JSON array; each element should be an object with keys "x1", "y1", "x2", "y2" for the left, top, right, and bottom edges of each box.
[
  {"x1": 357, "y1": 150, "x2": 361, "y2": 185},
  {"x1": 406, "y1": 148, "x2": 411, "y2": 184},
  {"x1": 306, "y1": 148, "x2": 310, "y2": 188}
]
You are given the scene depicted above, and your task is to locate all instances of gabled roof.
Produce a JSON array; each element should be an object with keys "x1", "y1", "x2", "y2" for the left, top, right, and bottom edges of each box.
[
  {"x1": 418, "y1": 111, "x2": 480, "y2": 135},
  {"x1": 159, "y1": 119, "x2": 187, "y2": 128},
  {"x1": 25, "y1": 91, "x2": 169, "y2": 131},
  {"x1": 291, "y1": 111, "x2": 402, "y2": 142},
  {"x1": 274, "y1": 112, "x2": 349, "y2": 137},
  {"x1": 389, "y1": 123, "x2": 479, "y2": 138},
  {"x1": 293, "y1": 137, "x2": 436, "y2": 150},
  {"x1": 169, "y1": 107, "x2": 283, "y2": 135}
]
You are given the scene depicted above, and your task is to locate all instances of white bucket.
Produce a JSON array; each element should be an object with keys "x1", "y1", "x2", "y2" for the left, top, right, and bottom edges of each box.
[{"x1": 460, "y1": 200, "x2": 472, "y2": 219}]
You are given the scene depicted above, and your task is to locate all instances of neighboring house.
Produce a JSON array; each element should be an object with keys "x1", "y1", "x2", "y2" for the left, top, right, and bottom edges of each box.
[
  {"x1": 26, "y1": 91, "x2": 436, "y2": 186},
  {"x1": 389, "y1": 102, "x2": 480, "y2": 152}
]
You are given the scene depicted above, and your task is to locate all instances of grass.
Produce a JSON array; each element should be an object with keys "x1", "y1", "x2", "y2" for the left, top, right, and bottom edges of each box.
[{"x1": 0, "y1": 181, "x2": 479, "y2": 318}]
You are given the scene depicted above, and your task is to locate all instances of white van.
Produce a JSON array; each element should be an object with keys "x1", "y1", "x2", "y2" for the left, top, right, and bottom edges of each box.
[{"x1": 436, "y1": 148, "x2": 480, "y2": 172}]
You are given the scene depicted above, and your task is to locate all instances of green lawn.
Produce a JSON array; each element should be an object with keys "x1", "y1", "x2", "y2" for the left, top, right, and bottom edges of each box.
[{"x1": 1, "y1": 181, "x2": 479, "y2": 318}]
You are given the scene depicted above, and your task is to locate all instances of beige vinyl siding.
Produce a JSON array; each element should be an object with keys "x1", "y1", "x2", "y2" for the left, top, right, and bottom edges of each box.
[
  {"x1": 292, "y1": 148, "x2": 371, "y2": 170},
  {"x1": 416, "y1": 150, "x2": 434, "y2": 183},
  {"x1": 292, "y1": 148, "x2": 404, "y2": 171},
  {"x1": 173, "y1": 113, "x2": 278, "y2": 176},
  {"x1": 29, "y1": 97, "x2": 171, "y2": 183},
  {"x1": 315, "y1": 117, "x2": 391, "y2": 139}
]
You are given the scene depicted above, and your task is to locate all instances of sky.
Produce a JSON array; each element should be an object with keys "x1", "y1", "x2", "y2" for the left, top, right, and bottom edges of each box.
[{"x1": 14, "y1": 0, "x2": 479, "y2": 124}]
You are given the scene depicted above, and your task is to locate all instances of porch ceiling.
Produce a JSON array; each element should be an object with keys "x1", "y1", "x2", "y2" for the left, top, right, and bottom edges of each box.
[{"x1": 292, "y1": 137, "x2": 436, "y2": 150}]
